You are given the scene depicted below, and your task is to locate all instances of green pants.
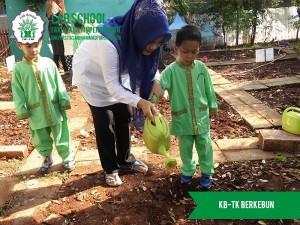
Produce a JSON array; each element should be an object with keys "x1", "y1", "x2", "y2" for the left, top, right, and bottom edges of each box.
[
  {"x1": 30, "y1": 119, "x2": 74, "y2": 163},
  {"x1": 178, "y1": 132, "x2": 214, "y2": 176}
]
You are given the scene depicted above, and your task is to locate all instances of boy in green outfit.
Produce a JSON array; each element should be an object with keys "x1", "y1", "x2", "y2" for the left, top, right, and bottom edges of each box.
[
  {"x1": 160, "y1": 25, "x2": 217, "y2": 189},
  {"x1": 12, "y1": 40, "x2": 75, "y2": 175}
]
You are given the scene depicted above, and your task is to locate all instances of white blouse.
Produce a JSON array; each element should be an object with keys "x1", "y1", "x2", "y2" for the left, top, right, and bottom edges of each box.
[{"x1": 72, "y1": 38, "x2": 160, "y2": 108}]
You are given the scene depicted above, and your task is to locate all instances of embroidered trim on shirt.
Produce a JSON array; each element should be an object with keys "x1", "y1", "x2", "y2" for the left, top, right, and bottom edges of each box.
[
  {"x1": 24, "y1": 57, "x2": 54, "y2": 126},
  {"x1": 60, "y1": 105, "x2": 71, "y2": 111},
  {"x1": 171, "y1": 109, "x2": 187, "y2": 116},
  {"x1": 27, "y1": 102, "x2": 40, "y2": 110},
  {"x1": 17, "y1": 113, "x2": 30, "y2": 120},
  {"x1": 210, "y1": 108, "x2": 218, "y2": 113},
  {"x1": 200, "y1": 105, "x2": 208, "y2": 111},
  {"x1": 51, "y1": 100, "x2": 58, "y2": 104},
  {"x1": 176, "y1": 59, "x2": 198, "y2": 135}
]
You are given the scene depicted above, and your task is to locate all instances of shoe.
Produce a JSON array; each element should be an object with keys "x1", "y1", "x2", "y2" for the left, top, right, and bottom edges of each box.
[
  {"x1": 105, "y1": 172, "x2": 122, "y2": 187},
  {"x1": 119, "y1": 160, "x2": 148, "y2": 173},
  {"x1": 200, "y1": 174, "x2": 212, "y2": 189},
  {"x1": 64, "y1": 161, "x2": 75, "y2": 171},
  {"x1": 181, "y1": 174, "x2": 192, "y2": 184},
  {"x1": 66, "y1": 70, "x2": 73, "y2": 82},
  {"x1": 38, "y1": 155, "x2": 53, "y2": 175}
]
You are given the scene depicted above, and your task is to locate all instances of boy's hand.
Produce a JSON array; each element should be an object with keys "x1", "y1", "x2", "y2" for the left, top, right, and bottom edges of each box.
[{"x1": 149, "y1": 80, "x2": 164, "y2": 102}]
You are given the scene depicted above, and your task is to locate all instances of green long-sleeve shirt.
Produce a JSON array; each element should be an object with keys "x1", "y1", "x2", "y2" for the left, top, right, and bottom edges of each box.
[
  {"x1": 12, "y1": 56, "x2": 71, "y2": 130},
  {"x1": 160, "y1": 59, "x2": 217, "y2": 136}
]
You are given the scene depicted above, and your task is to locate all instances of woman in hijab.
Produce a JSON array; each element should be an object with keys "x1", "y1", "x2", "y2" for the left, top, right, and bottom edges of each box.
[{"x1": 72, "y1": 0, "x2": 171, "y2": 187}]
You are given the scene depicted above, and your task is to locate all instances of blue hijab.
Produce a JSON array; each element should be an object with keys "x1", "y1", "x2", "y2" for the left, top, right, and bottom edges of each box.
[{"x1": 98, "y1": 0, "x2": 171, "y2": 99}]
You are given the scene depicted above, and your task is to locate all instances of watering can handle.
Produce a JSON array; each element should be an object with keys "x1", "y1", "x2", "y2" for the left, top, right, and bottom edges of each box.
[
  {"x1": 283, "y1": 107, "x2": 300, "y2": 114},
  {"x1": 149, "y1": 114, "x2": 162, "y2": 126}
]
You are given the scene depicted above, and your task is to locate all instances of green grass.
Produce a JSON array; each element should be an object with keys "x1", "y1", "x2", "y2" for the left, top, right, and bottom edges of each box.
[{"x1": 293, "y1": 42, "x2": 300, "y2": 53}]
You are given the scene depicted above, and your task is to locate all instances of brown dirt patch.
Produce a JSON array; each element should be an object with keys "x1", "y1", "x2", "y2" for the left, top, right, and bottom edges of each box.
[
  {"x1": 249, "y1": 86, "x2": 300, "y2": 114},
  {"x1": 37, "y1": 156, "x2": 299, "y2": 225},
  {"x1": 210, "y1": 58, "x2": 300, "y2": 83}
]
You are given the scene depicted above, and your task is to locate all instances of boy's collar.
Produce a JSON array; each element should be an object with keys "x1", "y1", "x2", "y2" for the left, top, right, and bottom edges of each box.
[
  {"x1": 176, "y1": 58, "x2": 195, "y2": 69},
  {"x1": 22, "y1": 55, "x2": 40, "y2": 64}
]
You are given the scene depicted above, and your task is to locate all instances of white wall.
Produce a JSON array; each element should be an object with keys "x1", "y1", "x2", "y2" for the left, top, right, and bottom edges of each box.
[{"x1": 185, "y1": 6, "x2": 299, "y2": 47}]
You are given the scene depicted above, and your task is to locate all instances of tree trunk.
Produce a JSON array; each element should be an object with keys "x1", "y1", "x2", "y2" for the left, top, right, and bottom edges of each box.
[
  {"x1": 222, "y1": 23, "x2": 227, "y2": 48},
  {"x1": 250, "y1": 16, "x2": 257, "y2": 46},
  {"x1": 236, "y1": 16, "x2": 239, "y2": 46}
]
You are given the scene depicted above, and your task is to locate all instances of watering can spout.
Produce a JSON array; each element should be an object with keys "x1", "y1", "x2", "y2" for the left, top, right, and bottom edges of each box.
[{"x1": 157, "y1": 146, "x2": 177, "y2": 169}]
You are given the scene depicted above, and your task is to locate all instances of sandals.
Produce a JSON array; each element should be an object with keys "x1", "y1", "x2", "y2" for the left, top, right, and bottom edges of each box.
[
  {"x1": 119, "y1": 160, "x2": 148, "y2": 173},
  {"x1": 105, "y1": 172, "x2": 122, "y2": 187}
]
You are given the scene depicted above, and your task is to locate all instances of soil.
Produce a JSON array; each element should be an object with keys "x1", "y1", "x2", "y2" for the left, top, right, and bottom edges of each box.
[
  {"x1": 211, "y1": 58, "x2": 300, "y2": 83},
  {"x1": 0, "y1": 48, "x2": 299, "y2": 225}
]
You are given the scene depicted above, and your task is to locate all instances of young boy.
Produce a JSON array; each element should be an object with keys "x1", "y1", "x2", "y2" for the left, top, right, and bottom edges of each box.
[
  {"x1": 12, "y1": 40, "x2": 75, "y2": 175},
  {"x1": 160, "y1": 25, "x2": 218, "y2": 189}
]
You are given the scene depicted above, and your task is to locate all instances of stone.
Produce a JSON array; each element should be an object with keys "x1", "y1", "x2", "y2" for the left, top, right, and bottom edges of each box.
[
  {"x1": 213, "y1": 150, "x2": 227, "y2": 163},
  {"x1": 17, "y1": 140, "x2": 79, "y2": 176},
  {"x1": 0, "y1": 145, "x2": 28, "y2": 158},
  {"x1": 259, "y1": 76, "x2": 300, "y2": 87},
  {"x1": 0, "y1": 177, "x2": 19, "y2": 208},
  {"x1": 249, "y1": 104, "x2": 282, "y2": 127},
  {"x1": 232, "y1": 91, "x2": 262, "y2": 104},
  {"x1": 258, "y1": 129, "x2": 300, "y2": 152},
  {"x1": 212, "y1": 141, "x2": 220, "y2": 151},
  {"x1": 222, "y1": 149, "x2": 276, "y2": 162},
  {"x1": 0, "y1": 101, "x2": 15, "y2": 110},
  {"x1": 219, "y1": 83, "x2": 240, "y2": 91},
  {"x1": 216, "y1": 137, "x2": 260, "y2": 150},
  {"x1": 68, "y1": 117, "x2": 88, "y2": 133},
  {"x1": 210, "y1": 75, "x2": 231, "y2": 85},
  {"x1": 43, "y1": 213, "x2": 64, "y2": 224},
  {"x1": 216, "y1": 88, "x2": 245, "y2": 106},
  {"x1": 231, "y1": 104, "x2": 273, "y2": 129},
  {"x1": 238, "y1": 81, "x2": 268, "y2": 91}
]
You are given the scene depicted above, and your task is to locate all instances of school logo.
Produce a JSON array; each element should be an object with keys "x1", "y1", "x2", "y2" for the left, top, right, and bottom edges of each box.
[{"x1": 12, "y1": 9, "x2": 45, "y2": 44}]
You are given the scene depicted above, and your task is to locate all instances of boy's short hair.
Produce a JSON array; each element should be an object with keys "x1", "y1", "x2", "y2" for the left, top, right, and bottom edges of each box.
[{"x1": 175, "y1": 25, "x2": 201, "y2": 46}]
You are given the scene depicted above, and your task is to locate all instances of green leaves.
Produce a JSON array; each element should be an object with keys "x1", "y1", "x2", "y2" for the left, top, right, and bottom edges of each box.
[{"x1": 25, "y1": 0, "x2": 45, "y2": 12}]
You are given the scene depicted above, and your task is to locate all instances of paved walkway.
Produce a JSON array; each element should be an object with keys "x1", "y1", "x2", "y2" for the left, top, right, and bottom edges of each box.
[{"x1": 0, "y1": 50, "x2": 300, "y2": 222}]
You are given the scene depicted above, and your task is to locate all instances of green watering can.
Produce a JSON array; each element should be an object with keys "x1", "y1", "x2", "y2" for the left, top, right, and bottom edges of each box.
[
  {"x1": 143, "y1": 114, "x2": 177, "y2": 169},
  {"x1": 282, "y1": 107, "x2": 300, "y2": 135}
]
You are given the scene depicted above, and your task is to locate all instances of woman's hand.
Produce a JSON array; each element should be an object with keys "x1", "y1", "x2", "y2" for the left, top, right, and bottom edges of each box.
[
  {"x1": 148, "y1": 80, "x2": 164, "y2": 102},
  {"x1": 137, "y1": 99, "x2": 159, "y2": 123}
]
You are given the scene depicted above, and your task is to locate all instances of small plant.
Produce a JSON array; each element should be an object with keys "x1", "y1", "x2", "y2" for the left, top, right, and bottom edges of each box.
[{"x1": 293, "y1": 42, "x2": 300, "y2": 54}]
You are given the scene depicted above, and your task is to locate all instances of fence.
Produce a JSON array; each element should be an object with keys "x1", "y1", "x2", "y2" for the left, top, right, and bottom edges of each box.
[{"x1": 0, "y1": 28, "x2": 10, "y2": 63}]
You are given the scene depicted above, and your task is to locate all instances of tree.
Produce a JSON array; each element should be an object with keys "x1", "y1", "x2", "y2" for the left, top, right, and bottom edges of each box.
[
  {"x1": 165, "y1": 0, "x2": 189, "y2": 21},
  {"x1": 243, "y1": 0, "x2": 283, "y2": 46},
  {"x1": 190, "y1": 0, "x2": 245, "y2": 47},
  {"x1": 289, "y1": 0, "x2": 300, "y2": 41}
]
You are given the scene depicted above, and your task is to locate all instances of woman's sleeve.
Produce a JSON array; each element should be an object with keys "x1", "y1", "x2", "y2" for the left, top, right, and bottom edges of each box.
[
  {"x1": 152, "y1": 70, "x2": 160, "y2": 81},
  {"x1": 98, "y1": 41, "x2": 141, "y2": 107}
]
